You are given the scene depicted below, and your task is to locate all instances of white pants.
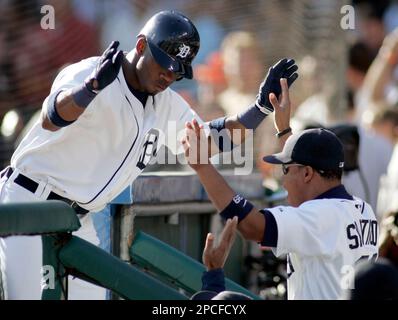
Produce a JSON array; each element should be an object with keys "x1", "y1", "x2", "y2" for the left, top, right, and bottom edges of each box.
[{"x1": 0, "y1": 168, "x2": 106, "y2": 300}]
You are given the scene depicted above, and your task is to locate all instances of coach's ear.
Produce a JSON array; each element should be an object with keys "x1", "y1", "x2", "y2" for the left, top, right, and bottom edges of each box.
[
  {"x1": 136, "y1": 36, "x2": 146, "y2": 55},
  {"x1": 303, "y1": 166, "x2": 315, "y2": 183}
]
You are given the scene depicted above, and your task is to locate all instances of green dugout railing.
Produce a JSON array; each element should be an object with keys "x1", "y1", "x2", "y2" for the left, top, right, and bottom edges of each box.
[
  {"x1": 131, "y1": 231, "x2": 260, "y2": 299},
  {"x1": 0, "y1": 201, "x2": 81, "y2": 236},
  {"x1": 0, "y1": 201, "x2": 261, "y2": 300},
  {"x1": 44, "y1": 234, "x2": 186, "y2": 300},
  {"x1": 0, "y1": 202, "x2": 185, "y2": 299}
]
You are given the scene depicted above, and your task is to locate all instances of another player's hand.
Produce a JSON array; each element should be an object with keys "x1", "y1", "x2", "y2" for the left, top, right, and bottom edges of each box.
[
  {"x1": 256, "y1": 58, "x2": 298, "y2": 114},
  {"x1": 202, "y1": 217, "x2": 238, "y2": 271},
  {"x1": 270, "y1": 78, "x2": 291, "y2": 133},
  {"x1": 182, "y1": 119, "x2": 210, "y2": 171},
  {"x1": 86, "y1": 41, "x2": 124, "y2": 93}
]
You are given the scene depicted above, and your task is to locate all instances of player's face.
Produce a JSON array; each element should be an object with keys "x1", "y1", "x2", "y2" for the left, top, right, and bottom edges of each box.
[
  {"x1": 281, "y1": 164, "x2": 307, "y2": 207},
  {"x1": 136, "y1": 45, "x2": 180, "y2": 95}
]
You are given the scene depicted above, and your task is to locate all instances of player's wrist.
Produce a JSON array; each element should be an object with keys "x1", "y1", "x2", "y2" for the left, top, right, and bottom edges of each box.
[
  {"x1": 71, "y1": 82, "x2": 98, "y2": 109},
  {"x1": 190, "y1": 163, "x2": 213, "y2": 173},
  {"x1": 220, "y1": 194, "x2": 254, "y2": 223},
  {"x1": 85, "y1": 78, "x2": 101, "y2": 95},
  {"x1": 209, "y1": 117, "x2": 236, "y2": 152},
  {"x1": 205, "y1": 265, "x2": 223, "y2": 272},
  {"x1": 276, "y1": 127, "x2": 292, "y2": 138},
  {"x1": 255, "y1": 101, "x2": 274, "y2": 115},
  {"x1": 237, "y1": 103, "x2": 269, "y2": 130}
]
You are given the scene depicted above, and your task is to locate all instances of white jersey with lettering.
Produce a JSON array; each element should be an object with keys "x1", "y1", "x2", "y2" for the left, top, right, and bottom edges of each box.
[
  {"x1": 264, "y1": 187, "x2": 378, "y2": 300},
  {"x1": 11, "y1": 57, "x2": 206, "y2": 212}
]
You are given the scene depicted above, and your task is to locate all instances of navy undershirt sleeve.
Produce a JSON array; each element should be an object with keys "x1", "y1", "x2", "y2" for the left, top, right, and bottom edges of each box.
[
  {"x1": 201, "y1": 269, "x2": 226, "y2": 293},
  {"x1": 260, "y1": 210, "x2": 278, "y2": 247}
]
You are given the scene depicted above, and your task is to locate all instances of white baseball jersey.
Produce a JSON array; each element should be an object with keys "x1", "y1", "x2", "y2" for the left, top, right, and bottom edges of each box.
[
  {"x1": 261, "y1": 185, "x2": 378, "y2": 300},
  {"x1": 11, "y1": 57, "x2": 207, "y2": 212}
]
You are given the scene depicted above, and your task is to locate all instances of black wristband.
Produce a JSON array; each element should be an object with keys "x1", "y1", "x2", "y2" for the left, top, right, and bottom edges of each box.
[
  {"x1": 276, "y1": 127, "x2": 292, "y2": 138},
  {"x1": 220, "y1": 194, "x2": 254, "y2": 223},
  {"x1": 47, "y1": 91, "x2": 76, "y2": 127}
]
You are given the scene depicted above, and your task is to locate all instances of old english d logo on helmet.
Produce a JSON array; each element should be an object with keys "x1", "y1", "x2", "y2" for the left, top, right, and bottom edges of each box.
[
  {"x1": 139, "y1": 10, "x2": 200, "y2": 79},
  {"x1": 176, "y1": 44, "x2": 191, "y2": 59}
]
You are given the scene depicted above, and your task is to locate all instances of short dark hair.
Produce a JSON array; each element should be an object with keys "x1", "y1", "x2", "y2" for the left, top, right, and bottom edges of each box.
[{"x1": 318, "y1": 168, "x2": 343, "y2": 180}]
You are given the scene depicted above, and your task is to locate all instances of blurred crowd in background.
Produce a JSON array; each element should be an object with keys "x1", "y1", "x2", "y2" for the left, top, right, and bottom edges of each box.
[{"x1": 1, "y1": 0, "x2": 398, "y2": 299}]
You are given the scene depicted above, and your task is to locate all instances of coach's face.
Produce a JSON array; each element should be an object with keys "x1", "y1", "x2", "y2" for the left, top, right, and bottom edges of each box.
[
  {"x1": 281, "y1": 164, "x2": 309, "y2": 207},
  {"x1": 135, "y1": 38, "x2": 178, "y2": 95}
]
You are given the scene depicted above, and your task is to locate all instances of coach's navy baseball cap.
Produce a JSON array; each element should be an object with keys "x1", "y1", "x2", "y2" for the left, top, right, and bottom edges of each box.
[{"x1": 263, "y1": 128, "x2": 345, "y2": 171}]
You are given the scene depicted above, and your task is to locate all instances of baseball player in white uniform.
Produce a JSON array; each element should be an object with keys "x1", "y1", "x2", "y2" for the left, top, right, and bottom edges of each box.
[
  {"x1": 183, "y1": 78, "x2": 378, "y2": 299},
  {"x1": 0, "y1": 10, "x2": 298, "y2": 299}
]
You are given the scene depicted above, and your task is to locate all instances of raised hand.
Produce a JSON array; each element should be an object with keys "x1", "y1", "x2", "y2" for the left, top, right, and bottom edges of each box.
[
  {"x1": 270, "y1": 78, "x2": 292, "y2": 136},
  {"x1": 202, "y1": 217, "x2": 238, "y2": 271},
  {"x1": 86, "y1": 41, "x2": 124, "y2": 93},
  {"x1": 256, "y1": 58, "x2": 298, "y2": 114},
  {"x1": 182, "y1": 119, "x2": 209, "y2": 170}
]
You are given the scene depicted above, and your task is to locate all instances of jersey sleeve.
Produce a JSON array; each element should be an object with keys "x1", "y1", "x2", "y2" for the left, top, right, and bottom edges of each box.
[
  {"x1": 164, "y1": 90, "x2": 209, "y2": 155},
  {"x1": 41, "y1": 57, "x2": 98, "y2": 114},
  {"x1": 265, "y1": 202, "x2": 341, "y2": 257}
]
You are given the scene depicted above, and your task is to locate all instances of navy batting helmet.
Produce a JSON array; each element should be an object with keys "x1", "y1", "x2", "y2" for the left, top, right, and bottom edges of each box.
[{"x1": 139, "y1": 10, "x2": 200, "y2": 80}]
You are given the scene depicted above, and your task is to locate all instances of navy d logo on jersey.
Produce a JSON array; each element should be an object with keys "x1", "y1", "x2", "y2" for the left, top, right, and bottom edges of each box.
[
  {"x1": 176, "y1": 44, "x2": 191, "y2": 59},
  {"x1": 137, "y1": 129, "x2": 159, "y2": 170}
]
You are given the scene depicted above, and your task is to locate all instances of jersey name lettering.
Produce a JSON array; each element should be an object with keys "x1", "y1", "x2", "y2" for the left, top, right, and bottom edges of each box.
[{"x1": 346, "y1": 219, "x2": 378, "y2": 249}]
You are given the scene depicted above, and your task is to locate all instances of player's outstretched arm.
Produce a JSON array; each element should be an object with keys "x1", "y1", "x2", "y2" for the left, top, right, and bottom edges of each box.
[
  {"x1": 182, "y1": 121, "x2": 266, "y2": 242},
  {"x1": 41, "y1": 41, "x2": 124, "y2": 131},
  {"x1": 41, "y1": 89, "x2": 93, "y2": 131},
  {"x1": 205, "y1": 58, "x2": 298, "y2": 156}
]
